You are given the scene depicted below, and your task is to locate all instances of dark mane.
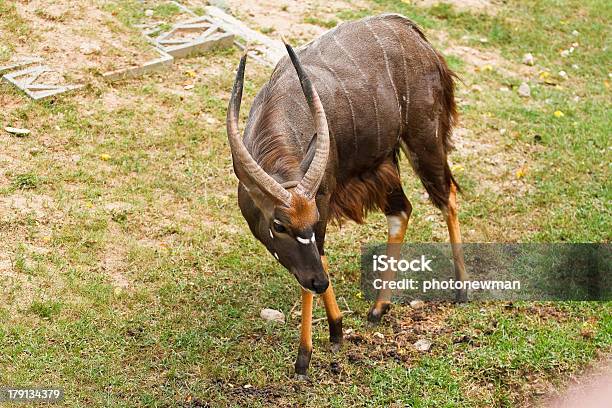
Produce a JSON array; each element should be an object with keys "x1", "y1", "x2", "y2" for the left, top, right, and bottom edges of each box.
[{"x1": 246, "y1": 89, "x2": 302, "y2": 182}]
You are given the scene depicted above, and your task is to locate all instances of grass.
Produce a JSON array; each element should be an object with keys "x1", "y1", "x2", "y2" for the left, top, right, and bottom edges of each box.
[{"x1": 0, "y1": 0, "x2": 610, "y2": 406}]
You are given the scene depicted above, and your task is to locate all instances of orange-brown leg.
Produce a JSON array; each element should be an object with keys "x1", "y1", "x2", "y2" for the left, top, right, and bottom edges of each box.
[
  {"x1": 368, "y1": 188, "x2": 412, "y2": 324},
  {"x1": 320, "y1": 255, "x2": 343, "y2": 352},
  {"x1": 295, "y1": 288, "x2": 313, "y2": 379},
  {"x1": 443, "y1": 183, "x2": 468, "y2": 302}
]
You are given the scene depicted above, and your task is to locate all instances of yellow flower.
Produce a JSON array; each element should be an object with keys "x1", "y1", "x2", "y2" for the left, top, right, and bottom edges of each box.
[
  {"x1": 100, "y1": 153, "x2": 111, "y2": 161},
  {"x1": 356, "y1": 292, "x2": 363, "y2": 299},
  {"x1": 553, "y1": 110, "x2": 565, "y2": 118},
  {"x1": 451, "y1": 164, "x2": 465, "y2": 173},
  {"x1": 516, "y1": 167, "x2": 527, "y2": 179}
]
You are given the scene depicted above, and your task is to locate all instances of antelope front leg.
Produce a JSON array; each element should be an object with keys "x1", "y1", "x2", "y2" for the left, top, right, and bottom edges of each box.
[
  {"x1": 295, "y1": 288, "x2": 313, "y2": 379},
  {"x1": 320, "y1": 256, "x2": 343, "y2": 352}
]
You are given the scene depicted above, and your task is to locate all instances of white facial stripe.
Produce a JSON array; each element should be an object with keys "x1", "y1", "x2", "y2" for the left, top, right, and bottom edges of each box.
[
  {"x1": 296, "y1": 236, "x2": 311, "y2": 245},
  {"x1": 274, "y1": 252, "x2": 279, "y2": 260},
  {"x1": 269, "y1": 229, "x2": 273, "y2": 238},
  {"x1": 297, "y1": 233, "x2": 316, "y2": 245}
]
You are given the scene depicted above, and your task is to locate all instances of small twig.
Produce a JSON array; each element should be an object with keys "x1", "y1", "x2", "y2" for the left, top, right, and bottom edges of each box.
[
  {"x1": 339, "y1": 296, "x2": 352, "y2": 313},
  {"x1": 301, "y1": 309, "x2": 354, "y2": 328},
  {"x1": 288, "y1": 300, "x2": 299, "y2": 321}
]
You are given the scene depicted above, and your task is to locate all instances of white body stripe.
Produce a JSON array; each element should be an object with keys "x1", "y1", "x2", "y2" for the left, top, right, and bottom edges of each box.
[
  {"x1": 333, "y1": 36, "x2": 382, "y2": 151},
  {"x1": 317, "y1": 48, "x2": 358, "y2": 152},
  {"x1": 365, "y1": 20, "x2": 401, "y2": 128}
]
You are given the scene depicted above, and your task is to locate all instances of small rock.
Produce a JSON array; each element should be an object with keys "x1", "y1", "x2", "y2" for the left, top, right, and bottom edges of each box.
[
  {"x1": 344, "y1": 328, "x2": 354, "y2": 335},
  {"x1": 571, "y1": 30, "x2": 580, "y2": 36},
  {"x1": 260, "y1": 308, "x2": 285, "y2": 323},
  {"x1": 183, "y1": 84, "x2": 194, "y2": 90},
  {"x1": 4, "y1": 126, "x2": 30, "y2": 136},
  {"x1": 479, "y1": 37, "x2": 489, "y2": 43},
  {"x1": 499, "y1": 128, "x2": 507, "y2": 135},
  {"x1": 518, "y1": 82, "x2": 531, "y2": 97},
  {"x1": 573, "y1": 95, "x2": 580, "y2": 102},
  {"x1": 145, "y1": 9, "x2": 154, "y2": 17},
  {"x1": 373, "y1": 332, "x2": 385, "y2": 340},
  {"x1": 522, "y1": 53, "x2": 535, "y2": 66},
  {"x1": 104, "y1": 202, "x2": 134, "y2": 219},
  {"x1": 205, "y1": 117, "x2": 217, "y2": 125},
  {"x1": 560, "y1": 49, "x2": 570, "y2": 58},
  {"x1": 243, "y1": 384, "x2": 252, "y2": 389},
  {"x1": 499, "y1": 86, "x2": 510, "y2": 92},
  {"x1": 409, "y1": 300, "x2": 425, "y2": 309},
  {"x1": 572, "y1": 64, "x2": 579, "y2": 70},
  {"x1": 414, "y1": 339, "x2": 432, "y2": 352},
  {"x1": 559, "y1": 70, "x2": 568, "y2": 79},
  {"x1": 80, "y1": 42, "x2": 101, "y2": 55}
]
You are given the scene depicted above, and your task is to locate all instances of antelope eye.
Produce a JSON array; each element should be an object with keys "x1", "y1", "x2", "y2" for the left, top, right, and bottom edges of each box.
[{"x1": 273, "y1": 220, "x2": 287, "y2": 234}]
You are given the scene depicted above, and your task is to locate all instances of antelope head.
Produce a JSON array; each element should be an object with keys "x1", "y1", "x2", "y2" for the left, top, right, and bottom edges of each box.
[{"x1": 226, "y1": 43, "x2": 331, "y2": 294}]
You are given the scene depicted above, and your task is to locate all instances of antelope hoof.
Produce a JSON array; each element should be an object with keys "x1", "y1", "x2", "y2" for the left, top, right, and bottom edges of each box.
[
  {"x1": 294, "y1": 345, "x2": 312, "y2": 378},
  {"x1": 329, "y1": 317, "x2": 343, "y2": 352},
  {"x1": 455, "y1": 288, "x2": 468, "y2": 303},
  {"x1": 367, "y1": 301, "x2": 391, "y2": 325}
]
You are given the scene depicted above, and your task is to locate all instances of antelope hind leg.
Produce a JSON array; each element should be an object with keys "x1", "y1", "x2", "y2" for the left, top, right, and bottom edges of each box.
[
  {"x1": 367, "y1": 188, "x2": 411, "y2": 324},
  {"x1": 443, "y1": 183, "x2": 468, "y2": 303}
]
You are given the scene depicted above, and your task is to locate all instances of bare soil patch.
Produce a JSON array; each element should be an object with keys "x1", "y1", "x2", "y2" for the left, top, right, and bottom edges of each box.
[
  {"x1": 414, "y1": 0, "x2": 498, "y2": 14},
  {"x1": 11, "y1": 0, "x2": 157, "y2": 82},
  {"x1": 223, "y1": 0, "x2": 367, "y2": 41}
]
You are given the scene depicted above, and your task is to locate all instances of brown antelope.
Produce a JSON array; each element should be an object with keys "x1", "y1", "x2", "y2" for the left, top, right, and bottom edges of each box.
[{"x1": 226, "y1": 14, "x2": 467, "y2": 378}]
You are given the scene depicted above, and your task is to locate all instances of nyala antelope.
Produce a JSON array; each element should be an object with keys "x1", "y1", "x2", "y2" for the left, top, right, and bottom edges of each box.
[{"x1": 226, "y1": 14, "x2": 467, "y2": 377}]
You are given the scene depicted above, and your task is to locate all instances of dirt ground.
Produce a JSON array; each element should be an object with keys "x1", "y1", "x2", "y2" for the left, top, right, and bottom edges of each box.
[{"x1": 7, "y1": 0, "x2": 158, "y2": 82}]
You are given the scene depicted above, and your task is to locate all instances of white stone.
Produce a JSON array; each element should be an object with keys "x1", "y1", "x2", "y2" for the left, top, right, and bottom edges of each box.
[
  {"x1": 145, "y1": 9, "x2": 154, "y2": 17},
  {"x1": 518, "y1": 82, "x2": 531, "y2": 98},
  {"x1": 522, "y1": 53, "x2": 535, "y2": 66},
  {"x1": 409, "y1": 300, "x2": 425, "y2": 309},
  {"x1": 414, "y1": 339, "x2": 432, "y2": 351},
  {"x1": 80, "y1": 42, "x2": 101, "y2": 55},
  {"x1": 571, "y1": 30, "x2": 580, "y2": 36},
  {"x1": 260, "y1": 308, "x2": 285, "y2": 323},
  {"x1": 559, "y1": 70, "x2": 568, "y2": 79},
  {"x1": 4, "y1": 126, "x2": 30, "y2": 136},
  {"x1": 373, "y1": 332, "x2": 385, "y2": 339}
]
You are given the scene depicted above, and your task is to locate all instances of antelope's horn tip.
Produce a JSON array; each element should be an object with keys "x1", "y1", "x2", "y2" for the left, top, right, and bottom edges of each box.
[{"x1": 242, "y1": 42, "x2": 252, "y2": 57}]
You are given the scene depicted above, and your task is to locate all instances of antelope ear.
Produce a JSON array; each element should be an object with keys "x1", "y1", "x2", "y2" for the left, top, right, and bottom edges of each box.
[{"x1": 299, "y1": 133, "x2": 318, "y2": 175}]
